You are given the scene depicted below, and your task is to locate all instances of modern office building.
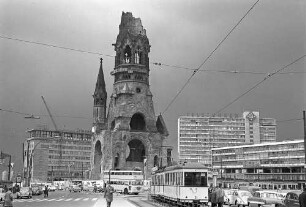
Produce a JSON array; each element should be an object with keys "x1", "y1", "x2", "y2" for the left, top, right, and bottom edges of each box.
[
  {"x1": 212, "y1": 140, "x2": 305, "y2": 189},
  {"x1": 178, "y1": 111, "x2": 276, "y2": 165},
  {"x1": 23, "y1": 128, "x2": 92, "y2": 185}
]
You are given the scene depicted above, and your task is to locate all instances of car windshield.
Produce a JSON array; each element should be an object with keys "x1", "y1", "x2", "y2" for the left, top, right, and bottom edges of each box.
[{"x1": 239, "y1": 191, "x2": 252, "y2": 197}]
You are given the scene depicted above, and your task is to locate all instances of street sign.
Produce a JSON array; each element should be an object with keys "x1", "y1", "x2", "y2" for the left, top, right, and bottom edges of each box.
[
  {"x1": 152, "y1": 166, "x2": 158, "y2": 172},
  {"x1": 16, "y1": 175, "x2": 22, "y2": 183}
]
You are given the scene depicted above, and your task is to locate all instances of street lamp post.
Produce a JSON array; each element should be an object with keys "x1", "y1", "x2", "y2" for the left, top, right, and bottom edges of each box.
[{"x1": 0, "y1": 151, "x2": 12, "y2": 181}]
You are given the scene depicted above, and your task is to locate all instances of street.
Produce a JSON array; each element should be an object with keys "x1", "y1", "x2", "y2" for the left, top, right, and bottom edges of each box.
[
  {"x1": 10, "y1": 190, "x2": 276, "y2": 207},
  {"x1": 12, "y1": 190, "x2": 101, "y2": 207}
]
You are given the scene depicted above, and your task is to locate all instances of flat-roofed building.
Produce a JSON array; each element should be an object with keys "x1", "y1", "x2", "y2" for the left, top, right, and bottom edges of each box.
[
  {"x1": 212, "y1": 139, "x2": 305, "y2": 190},
  {"x1": 23, "y1": 128, "x2": 92, "y2": 184},
  {"x1": 178, "y1": 111, "x2": 276, "y2": 166}
]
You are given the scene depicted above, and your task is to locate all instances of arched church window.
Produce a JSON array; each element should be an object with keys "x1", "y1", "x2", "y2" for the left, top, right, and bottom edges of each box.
[
  {"x1": 110, "y1": 120, "x2": 115, "y2": 130},
  {"x1": 126, "y1": 139, "x2": 145, "y2": 162},
  {"x1": 130, "y1": 113, "x2": 146, "y2": 131},
  {"x1": 124, "y1": 45, "x2": 131, "y2": 63},
  {"x1": 135, "y1": 46, "x2": 142, "y2": 64},
  {"x1": 154, "y1": 155, "x2": 159, "y2": 167},
  {"x1": 114, "y1": 153, "x2": 120, "y2": 169},
  {"x1": 94, "y1": 141, "x2": 102, "y2": 173}
]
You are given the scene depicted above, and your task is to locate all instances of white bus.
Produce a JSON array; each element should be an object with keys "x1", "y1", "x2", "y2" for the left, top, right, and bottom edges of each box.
[{"x1": 103, "y1": 170, "x2": 143, "y2": 195}]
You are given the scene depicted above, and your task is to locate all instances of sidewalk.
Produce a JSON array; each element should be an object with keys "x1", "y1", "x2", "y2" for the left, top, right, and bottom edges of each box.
[{"x1": 94, "y1": 196, "x2": 136, "y2": 207}]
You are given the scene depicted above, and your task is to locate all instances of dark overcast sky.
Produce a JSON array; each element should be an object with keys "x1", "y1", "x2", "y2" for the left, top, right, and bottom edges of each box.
[{"x1": 0, "y1": 0, "x2": 305, "y2": 174}]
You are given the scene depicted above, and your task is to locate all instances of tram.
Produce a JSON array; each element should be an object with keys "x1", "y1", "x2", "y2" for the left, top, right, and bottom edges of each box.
[{"x1": 151, "y1": 163, "x2": 209, "y2": 206}]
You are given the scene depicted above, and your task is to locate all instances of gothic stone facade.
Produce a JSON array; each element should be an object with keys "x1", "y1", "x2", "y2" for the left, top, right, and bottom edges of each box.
[{"x1": 91, "y1": 12, "x2": 169, "y2": 180}]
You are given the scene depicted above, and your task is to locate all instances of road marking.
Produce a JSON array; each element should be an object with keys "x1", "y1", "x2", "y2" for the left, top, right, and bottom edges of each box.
[{"x1": 13, "y1": 197, "x2": 100, "y2": 202}]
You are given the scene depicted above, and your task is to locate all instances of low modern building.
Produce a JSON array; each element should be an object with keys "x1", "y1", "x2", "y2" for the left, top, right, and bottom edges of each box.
[
  {"x1": 212, "y1": 139, "x2": 305, "y2": 189},
  {"x1": 178, "y1": 111, "x2": 276, "y2": 166},
  {"x1": 23, "y1": 128, "x2": 92, "y2": 185}
]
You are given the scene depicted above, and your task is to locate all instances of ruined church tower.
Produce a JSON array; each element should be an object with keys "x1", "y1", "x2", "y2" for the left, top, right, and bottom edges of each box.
[{"x1": 91, "y1": 12, "x2": 170, "y2": 180}]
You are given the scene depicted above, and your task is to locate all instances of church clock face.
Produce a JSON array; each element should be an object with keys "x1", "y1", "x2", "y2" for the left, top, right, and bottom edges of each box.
[{"x1": 246, "y1": 112, "x2": 256, "y2": 122}]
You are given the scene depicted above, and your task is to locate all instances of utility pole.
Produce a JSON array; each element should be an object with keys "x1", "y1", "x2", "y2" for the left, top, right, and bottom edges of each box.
[{"x1": 303, "y1": 110, "x2": 306, "y2": 184}]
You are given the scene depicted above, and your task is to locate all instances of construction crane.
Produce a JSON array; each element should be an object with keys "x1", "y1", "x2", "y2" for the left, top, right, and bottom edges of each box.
[
  {"x1": 41, "y1": 96, "x2": 59, "y2": 131},
  {"x1": 41, "y1": 96, "x2": 63, "y2": 176}
]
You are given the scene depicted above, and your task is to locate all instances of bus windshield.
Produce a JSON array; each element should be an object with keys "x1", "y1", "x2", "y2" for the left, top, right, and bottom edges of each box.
[{"x1": 184, "y1": 172, "x2": 207, "y2": 187}]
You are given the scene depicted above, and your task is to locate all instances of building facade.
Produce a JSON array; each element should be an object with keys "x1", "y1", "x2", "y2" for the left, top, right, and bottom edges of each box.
[
  {"x1": 212, "y1": 140, "x2": 305, "y2": 189},
  {"x1": 23, "y1": 128, "x2": 92, "y2": 184},
  {"x1": 178, "y1": 111, "x2": 276, "y2": 165},
  {"x1": 91, "y1": 12, "x2": 170, "y2": 180}
]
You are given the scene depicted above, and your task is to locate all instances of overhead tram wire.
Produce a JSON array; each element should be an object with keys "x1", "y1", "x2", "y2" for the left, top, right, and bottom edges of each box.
[
  {"x1": 213, "y1": 54, "x2": 306, "y2": 114},
  {"x1": 0, "y1": 108, "x2": 91, "y2": 120},
  {"x1": 0, "y1": 35, "x2": 115, "y2": 58},
  {"x1": 161, "y1": 0, "x2": 261, "y2": 115},
  {"x1": 1, "y1": 35, "x2": 304, "y2": 75}
]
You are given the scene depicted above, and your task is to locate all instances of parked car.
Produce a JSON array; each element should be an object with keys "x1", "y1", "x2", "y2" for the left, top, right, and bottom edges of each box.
[
  {"x1": 283, "y1": 190, "x2": 302, "y2": 207},
  {"x1": 70, "y1": 185, "x2": 81, "y2": 193},
  {"x1": 17, "y1": 187, "x2": 32, "y2": 199},
  {"x1": 235, "y1": 190, "x2": 253, "y2": 206},
  {"x1": 248, "y1": 190, "x2": 287, "y2": 207},
  {"x1": 83, "y1": 185, "x2": 94, "y2": 192},
  {"x1": 48, "y1": 185, "x2": 57, "y2": 192},
  {"x1": 31, "y1": 185, "x2": 43, "y2": 195}
]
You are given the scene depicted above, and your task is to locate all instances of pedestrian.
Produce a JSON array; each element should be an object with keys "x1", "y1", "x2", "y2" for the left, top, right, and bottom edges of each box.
[
  {"x1": 299, "y1": 186, "x2": 306, "y2": 207},
  {"x1": 208, "y1": 184, "x2": 213, "y2": 205},
  {"x1": 211, "y1": 187, "x2": 217, "y2": 207},
  {"x1": 3, "y1": 187, "x2": 13, "y2": 207},
  {"x1": 44, "y1": 185, "x2": 49, "y2": 198},
  {"x1": 216, "y1": 183, "x2": 225, "y2": 207},
  {"x1": 104, "y1": 184, "x2": 115, "y2": 207}
]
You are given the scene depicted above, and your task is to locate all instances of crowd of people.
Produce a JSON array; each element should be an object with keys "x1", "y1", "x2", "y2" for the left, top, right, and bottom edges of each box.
[{"x1": 208, "y1": 183, "x2": 225, "y2": 207}]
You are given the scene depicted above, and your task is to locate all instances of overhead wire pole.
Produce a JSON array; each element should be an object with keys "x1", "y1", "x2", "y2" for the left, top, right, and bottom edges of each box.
[
  {"x1": 162, "y1": 0, "x2": 261, "y2": 115},
  {"x1": 303, "y1": 110, "x2": 306, "y2": 184}
]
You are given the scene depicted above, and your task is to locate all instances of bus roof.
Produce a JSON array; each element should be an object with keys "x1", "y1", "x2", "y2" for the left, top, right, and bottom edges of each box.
[{"x1": 155, "y1": 163, "x2": 208, "y2": 173}]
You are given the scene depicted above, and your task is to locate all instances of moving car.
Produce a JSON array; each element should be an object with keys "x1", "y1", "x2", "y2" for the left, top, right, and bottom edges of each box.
[
  {"x1": 235, "y1": 190, "x2": 253, "y2": 206},
  {"x1": 17, "y1": 187, "x2": 32, "y2": 199},
  {"x1": 248, "y1": 190, "x2": 287, "y2": 207},
  {"x1": 0, "y1": 188, "x2": 5, "y2": 202},
  {"x1": 283, "y1": 190, "x2": 302, "y2": 207},
  {"x1": 224, "y1": 189, "x2": 238, "y2": 205}
]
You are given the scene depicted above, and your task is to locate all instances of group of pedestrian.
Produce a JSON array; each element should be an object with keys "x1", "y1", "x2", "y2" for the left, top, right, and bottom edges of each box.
[{"x1": 208, "y1": 183, "x2": 225, "y2": 207}]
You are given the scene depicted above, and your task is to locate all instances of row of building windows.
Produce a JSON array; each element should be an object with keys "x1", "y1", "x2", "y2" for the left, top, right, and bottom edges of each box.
[
  {"x1": 48, "y1": 155, "x2": 90, "y2": 160},
  {"x1": 49, "y1": 150, "x2": 91, "y2": 156},
  {"x1": 28, "y1": 130, "x2": 91, "y2": 140}
]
